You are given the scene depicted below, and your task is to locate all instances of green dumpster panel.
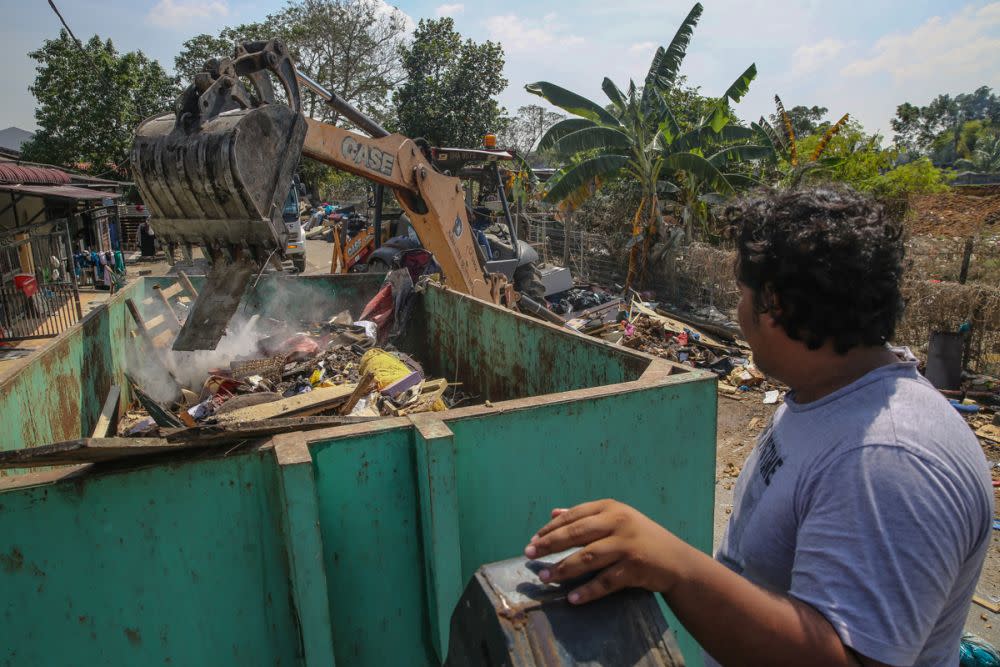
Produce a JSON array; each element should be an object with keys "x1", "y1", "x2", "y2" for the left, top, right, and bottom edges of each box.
[
  {"x1": 0, "y1": 452, "x2": 301, "y2": 666},
  {"x1": 407, "y1": 286, "x2": 648, "y2": 401},
  {"x1": 310, "y1": 427, "x2": 439, "y2": 666},
  {"x1": 0, "y1": 293, "x2": 132, "y2": 461},
  {"x1": 304, "y1": 381, "x2": 716, "y2": 666},
  {"x1": 0, "y1": 276, "x2": 718, "y2": 666}
]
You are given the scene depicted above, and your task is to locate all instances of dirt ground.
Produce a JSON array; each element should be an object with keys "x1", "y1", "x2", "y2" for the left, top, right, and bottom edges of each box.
[{"x1": 714, "y1": 394, "x2": 1000, "y2": 647}]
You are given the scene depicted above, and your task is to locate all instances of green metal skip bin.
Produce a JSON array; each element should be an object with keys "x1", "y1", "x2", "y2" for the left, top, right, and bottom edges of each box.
[{"x1": 0, "y1": 275, "x2": 717, "y2": 666}]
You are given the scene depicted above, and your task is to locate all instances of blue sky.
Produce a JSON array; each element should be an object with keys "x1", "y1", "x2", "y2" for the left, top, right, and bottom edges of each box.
[{"x1": 2, "y1": 0, "x2": 999, "y2": 140}]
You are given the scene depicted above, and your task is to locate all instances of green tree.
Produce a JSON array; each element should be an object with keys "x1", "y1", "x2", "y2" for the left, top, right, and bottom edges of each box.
[
  {"x1": 500, "y1": 105, "x2": 565, "y2": 165},
  {"x1": 756, "y1": 95, "x2": 850, "y2": 185},
  {"x1": 954, "y1": 131, "x2": 1000, "y2": 172},
  {"x1": 21, "y1": 31, "x2": 178, "y2": 175},
  {"x1": 393, "y1": 17, "x2": 508, "y2": 146},
  {"x1": 526, "y1": 3, "x2": 768, "y2": 287},
  {"x1": 892, "y1": 86, "x2": 1000, "y2": 158},
  {"x1": 768, "y1": 104, "x2": 829, "y2": 138},
  {"x1": 173, "y1": 1, "x2": 406, "y2": 126},
  {"x1": 174, "y1": 24, "x2": 271, "y2": 84}
]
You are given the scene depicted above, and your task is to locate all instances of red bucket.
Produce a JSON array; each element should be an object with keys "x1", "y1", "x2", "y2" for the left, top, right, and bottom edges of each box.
[{"x1": 13, "y1": 274, "x2": 37, "y2": 298}]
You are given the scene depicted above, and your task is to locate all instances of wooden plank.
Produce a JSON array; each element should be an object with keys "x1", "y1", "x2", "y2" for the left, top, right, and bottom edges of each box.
[
  {"x1": 145, "y1": 313, "x2": 167, "y2": 330},
  {"x1": 159, "y1": 283, "x2": 183, "y2": 300},
  {"x1": 151, "y1": 328, "x2": 174, "y2": 349},
  {"x1": 152, "y1": 284, "x2": 182, "y2": 329},
  {"x1": 177, "y1": 271, "x2": 199, "y2": 299},
  {"x1": 973, "y1": 594, "x2": 1000, "y2": 614},
  {"x1": 162, "y1": 415, "x2": 378, "y2": 444},
  {"x1": 0, "y1": 438, "x2": 187, "y2": 469},
  {"x1": 91, "y1": 385, "x2": 121, "y2": 438},
  {"x1": 339, "y1": 372, "x2": 375, "y2": 415},
  {"x1": 127, "y1": 375, "x2": 184, "y2": 428},
  {"x1": 217, "y1": 384, "x2": 357, "y2": 424},
  {"x1": 632, "y1": 301, "x2": 732, "y2": 352}
]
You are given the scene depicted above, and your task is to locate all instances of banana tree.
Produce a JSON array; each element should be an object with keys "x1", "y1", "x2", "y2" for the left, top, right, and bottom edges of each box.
[
  {"x1": 525, "y1": 3, "x2": 767, "y2": 290},
  {"x1": 756, "y1": 95, "x2": 850, "y2": 186}
]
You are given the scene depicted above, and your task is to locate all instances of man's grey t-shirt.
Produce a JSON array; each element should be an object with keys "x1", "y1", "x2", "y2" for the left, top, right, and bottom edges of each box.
[{"x1": 712, "y1": 362, "x2": 992, "y2": 666}]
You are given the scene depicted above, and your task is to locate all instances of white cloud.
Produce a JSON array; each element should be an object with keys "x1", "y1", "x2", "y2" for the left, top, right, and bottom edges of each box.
[
  {"x1": 435, "y1": 3, "x2": 465, "y2": 18},
  {"x1": 629, "y1": 41, "x2": 658, "y2": 54},
  {"x1": 843, "y1": 3, "x2": 1000, "y2": 80},
  {"x1": 146, "y1": 0, "x2": 229, "y2": 29},
  {"x1": 791, "y1": 38, "x2": 845, "y2": 76},
  {"x1": 483, "y1": 13, "x2": 584, "y2": 53},
  {"x1": 369, "y1": 0, "x2": 416, "y2": 33}
]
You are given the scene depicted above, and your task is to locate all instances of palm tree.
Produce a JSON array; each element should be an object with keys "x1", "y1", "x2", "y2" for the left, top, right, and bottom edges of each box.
[
  {"x1": 954, "y1": 133, "x2": 1000, "y2": 172},
  {"x1": 525, "y1": 3, "x2": 768, "y2": 290}
]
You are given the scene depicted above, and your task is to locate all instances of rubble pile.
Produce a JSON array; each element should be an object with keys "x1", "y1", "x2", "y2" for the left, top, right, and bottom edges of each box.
[
  {"x1": 593, "y1": 299, "x2": 782, "y2": 401},
  {"x1": 120, "y1": 309, "x2": 456, "y2": 439}
]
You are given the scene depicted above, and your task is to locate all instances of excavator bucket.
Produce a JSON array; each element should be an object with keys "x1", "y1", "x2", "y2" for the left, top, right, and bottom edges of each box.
[{"x1": 130, "y1": 40, "x2": 306, "y2": 350}]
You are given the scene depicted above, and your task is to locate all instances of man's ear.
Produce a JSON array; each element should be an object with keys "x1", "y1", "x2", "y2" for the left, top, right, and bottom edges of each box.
[{"x1": 761, "y1": 285, "x2": 783, "y2": 328}]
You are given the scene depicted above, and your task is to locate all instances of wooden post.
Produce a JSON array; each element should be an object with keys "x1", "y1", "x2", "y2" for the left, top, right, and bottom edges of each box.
[
  {"x1": 152, "y1": 284, "x2": 182, "y2": 329},
  {"x1": 125, "y1": 297, "x2": 181, "y2": 387},
  {"x1": 958, "y1": 237, "x2": 974, "y2": 284},
  {"x1": 91, "y1": 385, "x2": 121, "y2": 438},
  {"x1": 177, "y1": 271, "x2": 199, "y2": 299},
  {"x1": 330, "y1": 225, "x2": 342, "y2": 274},
  {"x1": 562, "y1": 210, "x2": 572, "y2": 267}
]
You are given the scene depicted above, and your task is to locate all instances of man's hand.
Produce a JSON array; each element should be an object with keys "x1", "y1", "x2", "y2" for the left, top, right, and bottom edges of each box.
[{"x1": 524, "y1": 499, "x2": 687, "y2": 604}]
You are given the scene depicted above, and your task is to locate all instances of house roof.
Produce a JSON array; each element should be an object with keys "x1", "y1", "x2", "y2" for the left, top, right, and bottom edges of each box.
[
  {"x1": 0, "y1": 182, "x2": 121, "y2": 201},
  {"x1": 0, "y1": 163, "x2": 71, "y2": 186}
]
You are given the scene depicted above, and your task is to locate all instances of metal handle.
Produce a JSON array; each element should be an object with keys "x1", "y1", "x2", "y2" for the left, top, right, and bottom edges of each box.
[{"x1": 295, "y1": 71, "x2": 389, "y2": 139}]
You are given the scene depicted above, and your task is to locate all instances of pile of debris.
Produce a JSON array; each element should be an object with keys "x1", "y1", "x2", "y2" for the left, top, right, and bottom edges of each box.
[
  {"x1": 583, "y1": 299, "x2": 783, "y2": 402},
  {"x1": 120, "y1": 308, "x2": 455, "y2": 441}
]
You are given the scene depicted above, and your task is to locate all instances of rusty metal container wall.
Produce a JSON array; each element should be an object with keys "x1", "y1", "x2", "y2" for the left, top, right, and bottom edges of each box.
[{"x1": 0, "y1": 276, "x2": 717, "y2": 667}]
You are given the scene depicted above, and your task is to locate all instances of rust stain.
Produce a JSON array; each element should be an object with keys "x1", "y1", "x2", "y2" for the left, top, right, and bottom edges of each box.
[
  {"x1": 124, "y1": 627, "x2": 142, "y2": 646},
  {"x1": 0, "y1": 547, "x2": 24, "y2": 572}
]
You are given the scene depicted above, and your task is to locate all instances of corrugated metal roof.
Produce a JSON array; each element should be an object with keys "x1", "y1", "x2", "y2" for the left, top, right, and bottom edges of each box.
[
  {"x1": 0, "y1": 163, "x2": 71, "y2": 185},
  {"x1": 0, "y1": 183, "x2": 121, "y2": 201}
]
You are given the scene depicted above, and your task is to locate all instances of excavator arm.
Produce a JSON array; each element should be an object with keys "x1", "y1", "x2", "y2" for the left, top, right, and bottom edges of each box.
[
  {"x1": 131, "y1": 40, "x2": 506, "y2": 350},
  {"x1": 300, "y1": 118, "x2": 497, "y2": 302}
]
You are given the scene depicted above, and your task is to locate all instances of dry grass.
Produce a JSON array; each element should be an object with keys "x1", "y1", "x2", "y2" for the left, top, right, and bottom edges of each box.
[{"x1": 650, "y1": 241, "x2": 1000, "y2": 376}]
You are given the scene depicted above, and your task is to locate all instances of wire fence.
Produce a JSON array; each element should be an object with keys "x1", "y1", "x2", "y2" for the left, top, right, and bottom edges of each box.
[
  {"x1": 523, "y1": 214, "x2": 627, "y2": 287},
  {"x1": 523, "y1": 213, "x2": 1000, "y2": 375}
]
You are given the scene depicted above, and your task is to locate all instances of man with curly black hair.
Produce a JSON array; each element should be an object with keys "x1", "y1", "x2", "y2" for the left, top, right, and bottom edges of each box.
[{"x1": 523, "y1": 187, "x2": 992, "y2": 666}]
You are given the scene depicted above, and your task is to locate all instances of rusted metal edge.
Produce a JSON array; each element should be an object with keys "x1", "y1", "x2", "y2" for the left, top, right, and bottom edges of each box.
[
  {"x1": 282, "y1": 360, "x2": 713, "y2": 450},
  {"x1": 0, "y1": 464, "x2": 92, "y2": 491},
  {"x1": 272, "y1": 433, "x2": 313, "y2": 466},
  {"x1": 0, "y1": 437, "x2": 185, "y2": 469}
]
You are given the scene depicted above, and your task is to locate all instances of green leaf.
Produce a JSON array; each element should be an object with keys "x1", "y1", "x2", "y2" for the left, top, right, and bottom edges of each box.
[
  {"x1": 525, "y1": 81, "x2": 620, "y2": 125},
  {"x1": 554, "y1": 126, "x2": 632, "y2": 155},
  {"x1": 751, "y1": 121, "x2": 779, "y2": 155},
  {"x1": 722, "y1": 64, "x2": 757, "y2": 103},
  {"x1": 543, "y1": 154, "x2": 629, "y2": 204},
  {"x1": 538, "y1": 118, "x2": 597, "y2": 151},
  {"x1": 649, "y1": 3, "x2": 703, "y2": 89},
  {"x1": 602, "y1": 77, "x2": 628, "y2": 113},
  {"x1": 721, "y1": 172, "x2": 764, "y2": 189},
  {"x1": 707, "y1": 144, "x2": 773, "y2": 168},
  {"x1": 670, "y1": 125, "x2": 755, "y2": 154},
  {"x1": 709, "y1": 104, "x2": 729, "y2": 133},
  {"x1": 663, "y1": 152, "x2": 734, "y2": 194},
  {"x1": 657, "y1": 91, "x2": 681, "y2": 144}
]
